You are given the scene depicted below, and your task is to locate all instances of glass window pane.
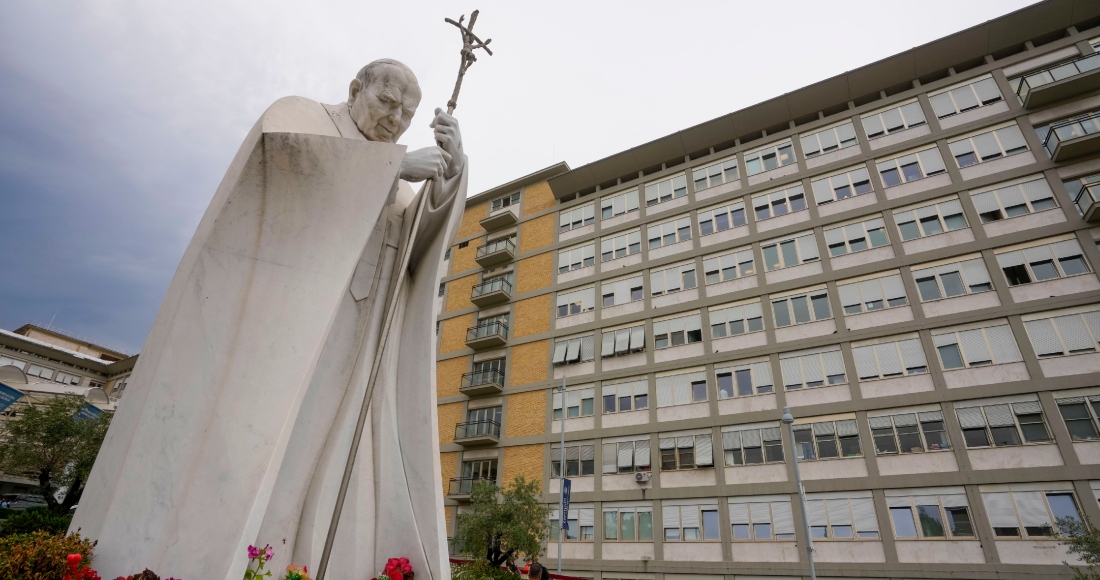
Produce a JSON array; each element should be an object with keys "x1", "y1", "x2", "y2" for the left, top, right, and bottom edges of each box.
[
  {"x1": 891, "y1": 507, "x2": 918, "y2": 538},
  {"x1": 621, "y1": 511, "x2": 636, "y2": 540},
  {"x1": 946, "y1": 507, "x2": 974, "y2": 537},
  {"x1": 917, "y1": 505, "x2": 946, "y2": 537},
  {"x1": 938, "y1": 344, "x2": 964, "y2": 369},
  {"x1": 639, "y1": 512, "x2": 653, "y2": 540}
]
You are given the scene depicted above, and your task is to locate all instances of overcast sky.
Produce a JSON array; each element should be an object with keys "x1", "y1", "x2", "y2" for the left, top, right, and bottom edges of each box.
[{"x1": 0, "y1": 0, "x2": 1039, "y2": 354}]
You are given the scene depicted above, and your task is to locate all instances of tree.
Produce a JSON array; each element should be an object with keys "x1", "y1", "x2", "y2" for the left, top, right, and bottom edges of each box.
[
  {"x1": 1058, "y1": 516, "x2": 1100, "y2": 579},
  {"x1": 0, "y1": 395, "x2": 112, "y2": 515},
  {"x1": 455, "y1": 475, "x2": 548, "y2": 566}
]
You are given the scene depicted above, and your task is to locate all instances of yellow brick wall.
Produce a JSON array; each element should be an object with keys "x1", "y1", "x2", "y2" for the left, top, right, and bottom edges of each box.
[
  {"x1": 519, "y1": 213, "x2": 556, "y2": 254},
  {"x1": 445, "y1": 505, "x2": 455, "y2": 537},
  {"x1": 438, "y1": 401, "x2": 464, "y2": 446},
  {"x1": 458, "y1": 202, "x2": 488, "y2": 239},
  {"x1": 502, "y1": 444, "x2": 544, "y2": 488},
  {"x1": 522, "y1": 181, "x2": 556, "y2": 216},
  {"x1": 437, "y1": 357, "x2": 468, "y2": 398},
  {"x1": 450, "y1": 238, "x2": 482, "y2": 275},
  {"x1": 445, "y1": 274, "x2": 478, "y2": 313},
  {"x1": 509, "y1": 340, "x2": 548, "y2": 386},
  {"x1": 512, "y1": 294, "x2": 550, "y2": 338},
  {"x1": 516, "y1": 252, "x2": 553, "y2": 294},
  {"x1": 506, "y1": 390, "x2": 546, "y2": 438},
  {"x1": 440, "y1": 314, "x2": 473, "y2": 354},
  {"x1": 440, "y1": 451, "x2": 458, "y2": 496}
]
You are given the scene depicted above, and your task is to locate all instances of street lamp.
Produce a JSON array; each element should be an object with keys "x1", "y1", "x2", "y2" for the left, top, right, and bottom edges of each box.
[
  {"x1": 557, "y1": 376, "x2": 566, "y2": 575},
  {"x1": 782, "y1": 406, "x2": 816, "y2": 580}
]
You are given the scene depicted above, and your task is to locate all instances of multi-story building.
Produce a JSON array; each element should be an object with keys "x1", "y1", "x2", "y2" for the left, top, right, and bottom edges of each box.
[{"x1": 435, "y1": 2, "x2": 1100, "y2": 578}]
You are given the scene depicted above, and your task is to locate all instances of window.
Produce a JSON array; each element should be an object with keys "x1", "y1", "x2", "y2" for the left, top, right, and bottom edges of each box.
[
  {"x1": 870, "y1": 410, "x2": 951, "y2": 454},
  {"x1": 693, "y1": 156, "x2": 740, "y2": 190},
  {"x1": 444, "y1": 248, "x2": 451, "y2": 260},
  {"x1": 603, "y1": 506, "x2": 654, "y2": 541},
  {"x1": 1055, "y1": 395, "x2": 1100, "y2": 441},
  {"x1": 709, "y1": 301, "x2": 765, "y2": 339},
  {"x1": 659, "y1": 434, "x2": 714, "y2": 470},
  {"x1": 0, "y1": 356, "x2": 26, "y2": 370},
  {"x1": 460, "y1": 458, "x2": 497, "y2": 485},
  {"x1": 650, "y1": 262, "x2": 697, "y2": 296},
  {"x1": 982, "y1": 489, "x2": 1081, "y2": 538},
  {"x1": 722, "y1": 427, "x2": 784, "y2": 465},
  {"x1": 656, "y1": 370, "x2": 708, "y2": 407},
  {"x1": 771, "y1": 287, "x2": 831, "y2": 327},
  {"x1": 603, "y1": 379, "x2": 648, "y2": 414},
  {"x1": 1063, "y1": 173, "x2": 1100, "y2": 215},
  {"x1": 929, "y1": 76, "x2": 1003, "y2": 118},
  {"x1": 437, "y1": 283, "x2": 445, "y2": 297},
  {"x1": 53, "y1": 371, "x2": 81, "y2": 385},
  {"x1": 862, "y1": 100, "x2": 927, "y2": 139},
  {"x1": 644, "y1": 174, "x2": 688, "y2": 207},
  {"x1": 824, "y1": 217, "x2": 889, "y2": 256},
  {"x1": 956, "y1": 401, "x2": 1052, "y2": 448},
  {"x1": 25, "y1": 365, "x2": 54, "y2": 380},
  {"x1": 491, "y1": 192, "x2": 520, "y2": 212},
  {"x1": 553, "y1": 387, "x2": 596, "y2": 420},
  {"x1": 559, "y1": 204, "x2": 595, "y2": 233},
  {"x1": 552, "y1": 335, "x2": 595, "y2": 366},
  {"x1": 792, "y1": 420, "x2": 862, "y2": 460},
  {"x1": 558, "y1": 243, "x2": 595, "y2": 273},
  {"x1": 653, "y1": 313, "x2": 703, "y2": 349},
  {"x1": 887, "y1": 491, "x2": 974, "y2": 539},
  {"x1": 601, "y1": 189, "x2": 640, "y2": 220},
  {"x1": 648, "y1": 217, "x2": 692, "y2": 250},
  {"x1": 932, "y1": 323, "x2": 1022, "y2": 370},
  {"x1": 601, "y1": 325, "x2": 645, "y2": 358},
  {"x1": 458, "y1": 241, "x2": 469, "y2": 249},
  {"x1": 971, "y1": 176, "x2": 1057, "y2": 223},
  {"x1": 852, "y1": 336, "x2": 928, "y2": 380},
  {"x1": 811, "y1": 166, "x2": 873, "y2": 206},
  {"x1": 703, "y1": 248, "x2": 755, "y2": 285},
  {"x1": 697, "y1": 202, "x2": 747, "y2": 235},
  {"x1": 550, "y1": 507, "x2": 595, "y2": 541},
  {"x1": 663, "y1": 504, "x2": 722, "y2": 541},
  {"x1": 761, "y1": 232, "x2": 820, "y2": 271},
  {"x1": 752, "y1": 184, "x2": 807, "y2": 221},
  {"x1": 911, "y1": 257, "x2": 993, "y2": 302},
  {"x1": 804, "y1": 495, "x2": 880, "y2": 539},
  {"x1": 729, "y1": 498, "x2": 795, "y2": 541},
  {"x1": 837, "y1": 273, "x2": 907, "y2": 315},
  {"x1": 745, "y1": 140, "x2": 795, "y2": 176},
  {"x1": 780, "y1": 348, "x2": 846, "y2": 390},
  {"x1": 551, "y1": 444, "x2": 596, "y2": 477},
  {"x1": 602, "y1": 275, "x2": 644, "y2": 308},
  {"x1": 948, "y1": 124, "x2": 1029, "y2": 168},
  {"x1": 601, "y1": 230, "x2": 641, "y2": 262},
  {"x1": 463, "y1": 406, "x2": 502, "y2": 439},
  {"x1": 469, "y1": 315, "x2": 509, "y2": 340},
  {"x1": 996, "y1": 238, "x2": 1090, "y2": 286},
  {"x1": 602, "y1": 439, "x2": 652, "y2": 473},
  {"x1": 876, "y1": 147, "x2": 947, "y2": 187},
  {"x1": 557, "y1": 287, "x2": 595, "y2": 318},
  {"x1": 1034, "y1": 109, "x2": 1100, "y2": 157},
  {"x1": 471, "y1": 358, "x2": 505, "y2": 384},
  {"x1": 1023, "y1": 307, "x2": 1100, "y2": 357},
  {"x1": 801, "y1": 121, "x2": 858, "y2": 158},
  {"x1": 893, "y1": 198, "x2": 967, "y2": 241},
  {"x1": 716, "y1": 360, "x2": 773, "y2": 398}
]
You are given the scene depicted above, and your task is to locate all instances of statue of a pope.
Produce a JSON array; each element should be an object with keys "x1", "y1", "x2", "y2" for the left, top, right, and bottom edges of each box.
[{"x1": 72, "y1": 59, "x2": 466, "y2": 580}]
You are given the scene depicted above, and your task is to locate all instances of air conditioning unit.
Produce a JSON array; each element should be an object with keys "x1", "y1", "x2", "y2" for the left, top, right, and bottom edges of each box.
[{"x1": 634, "y1": 471, "x2": 652, "y2": 483}]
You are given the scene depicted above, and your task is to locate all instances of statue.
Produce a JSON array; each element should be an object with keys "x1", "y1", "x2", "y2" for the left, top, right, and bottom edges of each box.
[{"x1": 70, "y1": 57, "x2": 470, "y2": 580}]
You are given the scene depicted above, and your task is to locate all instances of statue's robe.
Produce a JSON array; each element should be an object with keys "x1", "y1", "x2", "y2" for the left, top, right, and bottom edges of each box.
[{"x1": 71, "y1": 96, "x2": 464, "y2": 580}]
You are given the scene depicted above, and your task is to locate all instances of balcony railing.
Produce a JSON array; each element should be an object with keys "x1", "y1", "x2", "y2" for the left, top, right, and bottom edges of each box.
[
  {"x1": 448, "y1": 476, "x2": 494, "y2": 495},
  {"x1": 476, "y1": 238, "x2": 515, "y2": 259},
  {"x1": 461, "y1": 369, "x2": 505, "y2": 394},
  {"x1": 466, "y1": 321, "x2": 509, "y2": 342},
  {"x1": 1075, "y1": 183, "x2": 1100, "y2": 222},
  {"x1": 1013, "y1": 52, "x2": 1100, "y2": 107},
  {"x1": 455, "y1": 420, "x2": 501, "y2": 441},
  {"x1": 1038, "y1": 111, "x2": 1100, "y2": 159},
  {"x1": 470, "y1": 278, "x2": 512, "y2": 306}
]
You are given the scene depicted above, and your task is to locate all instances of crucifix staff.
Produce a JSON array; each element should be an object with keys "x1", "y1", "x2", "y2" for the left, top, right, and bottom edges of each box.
[{"x1": 315, "y1": 12, "x2": 492, "y2": 580}]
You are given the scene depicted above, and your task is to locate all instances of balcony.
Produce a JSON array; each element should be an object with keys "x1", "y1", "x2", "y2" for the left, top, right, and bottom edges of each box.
[
  {"x1": 1038, "y1": 111, "x2": 1100, "y2": 162},
  {"x1": 1013, "y1": 53, "x2": 1100, "y2": 109},
  {"x1": 448, "y1": 476, "x2": 493, "y2": 498},
  {"x1": 465, "y1": 321, "x2": 509, "y2": 350},
  {"x1": 1075, "y1": 183, "x2": 1100, "y2": 223},
  {"x1": 454, "y1": 420, "x2": 501, "y2": 446},
  {"x1": 460, "y1": 369, "x2": 505, "y2": 396},
  {"x1": 474, "y1": 238, "x2": 516, "y2": 268},
  {"x1": 470, "y1": 278, "x2": 512, "y2": 307},
  {"x1": 480, "y1": 208, "x2": 518, "y2": 231}
]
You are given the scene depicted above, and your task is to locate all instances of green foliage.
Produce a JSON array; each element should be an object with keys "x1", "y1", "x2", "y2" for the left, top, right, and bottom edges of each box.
[
  {"x1": 1059, "y1": 516, "x2": 1100, "y2": 579},
  {"x1": 455, "y1": 475, "x2": 548, "y2": 564},
  {"x1": 0, "y1": 530, "x2": 96, "y2": 580},
  {"x1": 0, "y1": 507, "x2": 14, "y2": 519},
  {"x1": 0, "y1": 395, "x2": 112, "y2": 515},
  {"x1": 451, "y1": 562, "x2": 522, "y2": 580},
  {"x1": 0, "y1": 507, "x2": 72, "y2": 537}
]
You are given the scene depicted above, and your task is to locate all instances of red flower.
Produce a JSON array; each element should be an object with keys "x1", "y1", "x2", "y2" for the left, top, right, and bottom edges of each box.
[
  {"x1": 387, "y1": 569, "x2": 402, "y2": 580},
  {"x1": 398, "y1": 558, "x2": 409, "y2": 566},
  {"x1": 68, "y1": 554, "x2": 83, "y2": 566}
]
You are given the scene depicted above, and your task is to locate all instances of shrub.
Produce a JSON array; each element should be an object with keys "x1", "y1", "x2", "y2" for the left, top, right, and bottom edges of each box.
[
  {"x1": 0, "y1": 530, "x2": 96, "y2": 580},
  {"x1": 0, "y1": 507, "x2": 14, "y2": 519},
  {"x1": 451, "y1": 562, "x2": 522, "y2": 580},
  {"x1": 0, "y1": 507, "x2": 72, "y2": 537}
]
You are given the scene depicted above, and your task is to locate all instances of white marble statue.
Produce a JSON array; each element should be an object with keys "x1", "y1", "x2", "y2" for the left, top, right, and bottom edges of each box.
[{"x1": 71, "y1": 59, "x2": 466, "y2": 580}]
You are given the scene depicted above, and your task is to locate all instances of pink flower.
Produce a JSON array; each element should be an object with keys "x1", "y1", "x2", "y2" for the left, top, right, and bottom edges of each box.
[
  {"x1": 398, "y1": 558, "x2": 409, "y2": 566},
  {"x1": 248, "y1": 545, "x2": 260, "y2": 559},
  {"x1": 265, "y1": 545, "x2": 275, "y2": 560}
]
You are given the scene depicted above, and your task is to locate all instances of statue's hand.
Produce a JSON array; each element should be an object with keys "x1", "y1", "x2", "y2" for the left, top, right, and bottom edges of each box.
[
  {"x1": 400, "y1": 146, "x2": 452, "y2": 182},
  {"x1": 431, "y1": 108, "x2": 464, "y2": 179}
]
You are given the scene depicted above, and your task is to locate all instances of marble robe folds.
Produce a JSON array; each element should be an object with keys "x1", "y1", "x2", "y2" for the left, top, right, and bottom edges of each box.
[{"x1": 72, "y1": 96, "x2": 465, "y2": 580}]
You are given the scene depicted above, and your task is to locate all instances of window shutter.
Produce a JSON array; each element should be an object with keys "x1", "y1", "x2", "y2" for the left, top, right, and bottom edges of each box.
[
  {"x1": 1025, "y1": 318, "x2": 1062, "y2": 356},
  {"x1": 659, "y1": 438, "x2": 676, "y2": 450},
  {"x1": 553, "y1": 341, "x2": 568, "y2": 364},
  {"x1": 797, "y1": 234, "x2": 819, "y2": 262},
  {"x1": 565, "y1": 339, "x2": 581, "y2": 363},
  {"x1": 603, "y1": 443, "x2": 617, "y2": 474},
  {"x1": 802, "y1": 354, "x2": 825, "y2": 384},
  {"x1": 553, "y1": 392, "x2": 563, "y2": 411},
  {"x1": 1015, "y1": 492, "x2": 1052, "y2": 529},
  {"x1": 614, "y1": 329, "x2": 630, "y2": 355},
  {"x1": 914, "y1": 204, "x2": 939, "y2": 220},
  {"x1": 651, "y1": 271, "x2": 666, "y2": 295},
  {"x1": 566, "y1": 390, "x2": 581, "y2": 408},
  {"x1": 918, "y1": 147, "x2": 946, "y2": 175},
  {"x1": 634, "y1": 380, "x2": 649, "y2": 397},
  {"x1": 676, "y1": 436, "x2": 695, "y2": 449},
  {"x1": 824, "y1": 227, "x2": 845, "y2": 246},
  {"x1": 851, "y1": 498, "x2": 878, "y2": 532},
  {"x1": 996, "y1": 250, "x2": 1025, "y2": 268},
  {"x1": 959, "y1": 258, "x2": 991, "y2": 288},
  {"x1": 1021, "y1": 178, "x2": 1053, "y2": 203},
  {"x1": 929, "y1": 92, "x2": 955, "y2": 117},
  {"x1": 552, "y1": 446, "x2": 562, "y2": 461},
  {"x1": 869, "y1": 416, "x2": 894, "y2": 429},
  {"x1": 875, "y1": 343, "x2": 904, "y2": 376},
  {"x1": 894, "y1": 210, "x2": 915, "y2": 226},
  {"x1": 941, "y1": 494, "x2": 968, "y2": 508},
  {"x1": 696, "y1": 435, "x2": 714, "y2": 466},
  {"x1": 932, "y1": 331, "x2": 957, "y2": 349},
  {"x1": 580, "y1": 336, "x2": 595, "y2": 361},
  {"x1": 750, "y1": 502, "x2": 772, "y2": 525},
  {"x1": 938, "y1": 199, "x2": 963, "y2": 217},
  {"x1": 729, "y1": 502, "x2": 750, "y2": 525},
  {"x1": 686, "y1": 314, "x2": 702, "y2": 334},
  {"x1": 780, "y1": 357, "x2": 803, "y2": 387},
  {"x1": 972, "y1": 132, "x2": 1001, "y2": 159},
  {"x1": 822, "y1": 350, "x2": 845, "y2": 377},
  {"x1": 629, "y1": 325, "x2": 645, "y2": 351},
  {"x1": 656, "y1": 379, "x2": 674, "y2": 408},
  {"x1": 918, "y1": 410, "x2": 944, "y2": 422},
  {"x1": 983, "y1": 493, "x2": 1019, "y2": 528},
  {"x1": 813, "y1": 179, "x2": 834, "y2": 204},
  {"x1": 1051, "y1": 240, "x2": 1083, "y2": 260},
  {"x1": 835, "y1": 419, "x2": 859, "y2": 436},
  {"x1": 662, "y1": 505, "x2": 681, "y2": 529},
  {"x1": 813, "y1": 421, "x2": 835, "y2": 435},
  {"x1": 752, "y1": 361, "x2": 773, "y2": 388},
  {"x1": 898, "y1": 338, "x2": 927, "y2": 368},
  {"x1": 772, "y1": 501, "x2": 795, "y2": 535},
  {"x1": 1022, "y1": 244, "x2": 1053, "y2": 265},
  {"x1": 973, "y1": 77, "x2": 1001, "y2": 103},
  {"x1": 723, "y1": 431, "x2": 741, "y2": 450},
  {"x1": 581, "y1": 444, "x2": 595, "y2": 462},
  {"x1": 970, "y1": 191, "x2": 1000, "y2": 214},
  {"x1": 635, "y1": 440, "x2": 651, "y2": 467},
  {"x1": 1084, "y1": 311, "x2": 1100, "y2": 343},
  {"x1": 617, "y1": 442, "x2": 634, "y2": 469},
  {"x1": 805, "y1": 499, "x2": 828, "y2": 526},
  {"x1": 601, "y1": 332, "x2": 616, "y2": 357},
  {"x1": 838, "y1": 283, "x2": 862, "y2": 308},
  {"x1": 761, "y1": 427, "x2": 782, "y2": 441},
  {"x1": 958, "y1": 329, "x2": 991, "y2": 365},
  {"x1": 744, "y1": 301, "x2": 763, "y2": 320},
  {"x1": 579, "y1": 508, "x2": 594, "y2": 527},
  {"x1": 1012, "y1": 401, "x2": 1042, "y2": 415},
  {"x1": 891, "y1": 413, "x2": 917, "y2": 427},
  {"x1": 1055, "y1": 315, "x2": 1093, "y2": 352},
  {"x1": 673, "y1": 374, "x2": 692, "y2": 406},
  {"x1": 995, "y1": 126, "x2": 1027, "y2": 153},
  {"x1": 566, "y1": 446, "x2": 581, "y2": 461},
  {"x1": 826, "y1": 499, "x2": 853, "y2": 525},
  {"x1": 983, "y1": 404, "x2": 1015, "y2": 427},
  {"x1": 853, "y1": 345, "x2": 879, "y2": 379},
  {"x1": 741, "y1": 429, "x2": 762, "y2": 448},
  {"x1": 985, "y1": 325, "x2": 1022, "y2": 363},
  {"x1": 956, "y1": 406, "x2": 987, "y2": 428},
  {"x1": 680, "y1": 506, "x2": 700, "y2": 528}
]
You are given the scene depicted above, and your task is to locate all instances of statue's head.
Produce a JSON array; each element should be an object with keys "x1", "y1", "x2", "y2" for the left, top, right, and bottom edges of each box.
[{"x1": 348, "y1": 59, "x2": 422, "y2": 143}]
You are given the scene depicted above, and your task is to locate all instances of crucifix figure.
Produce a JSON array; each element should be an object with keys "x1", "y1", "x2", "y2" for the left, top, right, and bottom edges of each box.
[{"x1": 73, "y1": 12, "x2": 492, "y2": 580}]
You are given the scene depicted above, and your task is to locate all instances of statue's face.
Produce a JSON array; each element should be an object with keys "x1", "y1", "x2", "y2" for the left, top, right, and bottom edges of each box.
[{"x1": 348, "y1": 64, "x2": 422, "y2": 143}]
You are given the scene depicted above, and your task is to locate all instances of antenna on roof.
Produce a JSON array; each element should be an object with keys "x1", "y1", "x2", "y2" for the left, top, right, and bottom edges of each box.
[{"x1": 47, "y1": 308, "x2": 58, "y2": 331}]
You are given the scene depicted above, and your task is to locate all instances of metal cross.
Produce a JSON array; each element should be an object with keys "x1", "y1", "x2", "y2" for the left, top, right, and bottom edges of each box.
[{"x1": 444, "y1": 10, "x2": 493, "y2": 115}]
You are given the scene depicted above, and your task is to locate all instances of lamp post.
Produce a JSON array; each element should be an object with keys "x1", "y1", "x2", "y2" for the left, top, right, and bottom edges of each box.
[
  {"x1": 782, "y1": 406, "x2": 816, "y2": 580},
  {"x1": 557, "y1": 376, "x2": 566, "y2": 575}
]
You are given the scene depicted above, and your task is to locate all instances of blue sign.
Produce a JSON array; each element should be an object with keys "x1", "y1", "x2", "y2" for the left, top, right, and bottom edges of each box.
[
  {"x1": 0, "y1": 382, "x2": 22, "y2": 413},
  {"x1": 560, "y1": 478, "x2": 572, "y2": 530},
  {"x1": 74, "y1": 403, "x2": 104, "y2": 422}
]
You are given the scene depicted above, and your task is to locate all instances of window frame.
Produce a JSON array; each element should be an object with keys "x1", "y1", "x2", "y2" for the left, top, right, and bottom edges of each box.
[
  {"x1": 647, "y1": 216, "x2": 693, "y2": 250},
  {"x1": 716, "y1": 360, "x2": 774, "y2": 398},
  {"x1": 1055, "y1": 394, "x2": 1100, "y2": 442},
  {"x1": 559, "y1": 203, "x2": 595, "y2": 233},
  {"x1": 947, "y1": 124, "x2": 1030, "y2": 168},
  {"x1": 931, "y1": 323, "x2": 1022, "y2": 371},
  {"x1": 709, "y1": 300, "x2": 765, "y2": 340},
  {"x1": 837, "y1": 272, "x2": 908, "y2": 315},
  {"x1": 824, "y1": 216, "x2": 890, "y2": 257},
  {"x1": 869, "y1": 410, "x2": 952, "y2": 455},
  {"x1": 697, "y1": 201, "x2": 748, "y2": 236},
  {"x1": 552, "y1": 335, "x2": 596, "y2": 366},
  {"x1": 761, "y1": 233, "x2": 820, "y2": 271},
  {"x1": 752, "y1": 184, "x2": 808, "y2": 222},
  {"x1": 852, "y1": 336, "x2": 929, "y2": 381},
  {"x1": 491, "y1": 192, "x2": 520, "y2": 212},
  {"x1": 911, "y1": 257, "x2": 994, "y2": 303},
  {"x1": 722, "y1": 426, "x2": 785, "y2": 466},
  {"x1": 650, "y1": 261, "x2": 698, "y2": 297},
  {"x1": 745, "y1": 139, "x2": 796, "y2": 176},
  {"x1": 692, "y1": 156, "x2": 740, "y2": 191},
  {"x1": 602, "y1": 506, "x2": 655, "y2": 542},
  {"x1": 644, "y1": 174, "x2": 688, "y2": 208},
  {"x1": 955, "y1": 401, "x2": 1053, "y2": 449},
  {"x1": 558, "y1": 243, "x2": 596, "y2": 273},
  {"x1": 659, "y1": 434, "x2": 715, "y2": 471},
  {"x1": 703, "y1": 248, "x2": 755, "y2": 285},
  {"x1": 811, "y1": 165, "x2": 874, "y2": 206},
  {"x1": 928, "y1": 75, "x2": 1003, "y2": 119},
  {"x1": 729, "y1": 498, "x2": 797, "y2": 541},
  {"x1": 970, "y1": 176, "x2": 1058, "y2": 223},
  {"x1": 601, "y1": 275, "x2": 644, "y2": 308},
  {"x1": 771, "y1": 286, "x2": 833, "y2": 328},
  {"x1": 600, "y1": 230, "x2": 642, "y2": 263},
  {"x1": 876, "y1": 147, "x2": 947, "y2": 187},
  {"x1": 981, "y1": 489, "x2": 1082, "y2": 539},
  {"x1": 556, "y1": 287, "x2": 595, "y2": 319},
  {"x1": 800, "y1": 121, "x2": 858, "y2": 158},
  {"x1": 791, "y1": 419, "x2": 863, "y2": 461},
  {"x1": 602, "y1": 379, "x2": 649, "y2": 414},
  {"x1": 861, "y1": 100, "x2": 927, "y2": 140},
  {"x1": 893, "y1": 197, "x2": 969, "y2": 242},
  {"x1": 780, "y1": 348, "x2": 847, "y2": 390},
  {"x1": 553, "y1": 387, "x2": 596, "y2": 420},
  {"x1": 995, "y1": 238, "x2": 1091, "y2": 288},
  {"x1": 551, "y1": 443, "x2": 597, "y2": 477},
  {"x1": 1023, "y1": 308, "x2": 1100, "y2": 358},
  {"x1": 601, "y1": 189, "x2": 640, "y2": 220},
  {"x1": 887, "y1": 493, "x2": 975, "y2": 540}
]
